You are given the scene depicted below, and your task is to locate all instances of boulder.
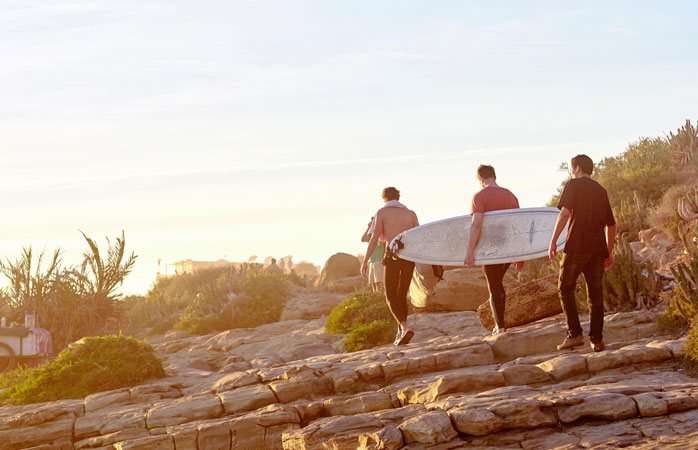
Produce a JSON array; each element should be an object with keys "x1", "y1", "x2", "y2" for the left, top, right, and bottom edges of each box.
[
  {"x1": 477, "y1": 274, "x2": 561, "y2": 330},
  {"x1": 412, "y1": 267, "x2": 518, "y2": 312},
  {"x1": 398, "y1": 410, "x2": 457, "y2": 444},
  {"x1": 280, "y1": 293, "x2": 346, "y2": 321},
  {"x1": 315, "y1": 253, "x2": 361, "y2": 287},
  {"x1": 326, "y1": 276, "x2": 368, "y2": 293}
]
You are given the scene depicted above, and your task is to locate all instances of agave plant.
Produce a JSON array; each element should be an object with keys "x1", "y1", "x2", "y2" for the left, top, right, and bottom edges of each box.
[{"x1": 669, "y1": 119, "x2": 698, "y2": 170}]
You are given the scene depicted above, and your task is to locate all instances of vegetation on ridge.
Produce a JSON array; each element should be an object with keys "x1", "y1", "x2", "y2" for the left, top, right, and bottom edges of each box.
[
  {"x1": 0, "y1": 232, "x2": 136, "y2": 351},
  {"x1": 126, "y1": 264, "x2": 295, "y2": 336},
  {"x1": 326, "y1": 290, "x2": 396, "y2": 352},
  {"x1": 0, "y1": 335, "x2": 164, "y2": 406}
]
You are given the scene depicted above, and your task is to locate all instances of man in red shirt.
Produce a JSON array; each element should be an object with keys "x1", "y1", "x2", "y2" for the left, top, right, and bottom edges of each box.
[{"x1": 465, "y1": 165, "x2": 524, "y2": 335}]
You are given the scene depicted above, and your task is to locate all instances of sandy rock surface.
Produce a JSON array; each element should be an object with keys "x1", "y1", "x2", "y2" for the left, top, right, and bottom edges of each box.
[{"x1": 1, "y1": 300, "x2": 695, "y2": 450}]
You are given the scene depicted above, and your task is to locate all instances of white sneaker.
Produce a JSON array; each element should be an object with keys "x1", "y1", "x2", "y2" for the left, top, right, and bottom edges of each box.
[{"x1": 491, "y1": 326, "x2": 506, "y2": 336}]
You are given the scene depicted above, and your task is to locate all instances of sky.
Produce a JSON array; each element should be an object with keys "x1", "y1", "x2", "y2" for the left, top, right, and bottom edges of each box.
[{"x1": 1, "y1": 0, "x2": 697, "y2": 294}]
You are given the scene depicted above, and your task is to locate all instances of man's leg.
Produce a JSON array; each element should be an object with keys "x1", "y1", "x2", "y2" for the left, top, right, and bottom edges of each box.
[
  {"x1": 396, "y1": 258, "x2": 415, "y2": 318},
  {"x1": 373, "y1": 258, "x2": 385, "y2": 292},
  {"x1": 558, "y1": 253, "x2": 587, "y2": 339},
  {"x1": 583, "y1": 256, "x2": 606, "y2": 345},
  {"x1": 483, "y1": 263, "x2": 510, "y2": 330},
  {"x1": 383, "y1": 260, "x2": 405, "y2": 325}
]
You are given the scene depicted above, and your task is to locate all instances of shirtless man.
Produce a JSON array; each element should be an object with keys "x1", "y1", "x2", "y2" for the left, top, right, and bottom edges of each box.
[{"x1": 361, "y1": 187, "x2": 419, "y2": 346}]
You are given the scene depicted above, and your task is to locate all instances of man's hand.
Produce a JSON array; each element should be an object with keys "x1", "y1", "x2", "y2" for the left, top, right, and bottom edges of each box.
[
  {"x1": 548, "y1": 242, "x2": 557, "y2": 261},
  {"x1": 465, "y1": 252, "x2": 476, "y2": 267},
  {"x1": 361, "y1": 261, "x2": 368, "y2": 277},
  {"x1": 604, "y1": 255, "x2": 614, "y2": 270},
  {"x1": 514, "y1": 261, "x2": 525, "y2": 272}
]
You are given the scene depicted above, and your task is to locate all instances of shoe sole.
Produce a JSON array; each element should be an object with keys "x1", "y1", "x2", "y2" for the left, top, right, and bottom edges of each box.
[
  {"x1": 557, "y1": 341, "x2": 584, "y2": 350},
  {"x1": 398, "y1": 330, "x2": 414, "y2": 346}
]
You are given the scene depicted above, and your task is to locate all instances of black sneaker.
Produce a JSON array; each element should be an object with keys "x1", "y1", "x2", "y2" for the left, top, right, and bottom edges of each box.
[{"x1": 397, "y1": 327, "x2": 414, "y2": 346}]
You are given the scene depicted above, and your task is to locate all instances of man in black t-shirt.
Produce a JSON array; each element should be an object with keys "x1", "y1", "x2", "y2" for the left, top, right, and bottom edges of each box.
[{"x1": 549, "y1": 154, "x2": 616, "y2": 352}]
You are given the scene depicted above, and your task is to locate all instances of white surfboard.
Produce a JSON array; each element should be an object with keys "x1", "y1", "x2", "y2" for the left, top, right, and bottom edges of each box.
[{"x1": 390, "y1": 207, "x2": 567, "y2": 266}]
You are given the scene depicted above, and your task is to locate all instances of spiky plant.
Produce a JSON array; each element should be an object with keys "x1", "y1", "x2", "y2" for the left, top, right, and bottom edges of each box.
[
  {"x1": 0, "y1": 232, "x2": 137, "y2": 351},
  {"x1": 678, "y1": 186, "x2": 698, "y2": 221},
  {"x1": 669, "y1": 119, "x2": 698, "y2": 170}
]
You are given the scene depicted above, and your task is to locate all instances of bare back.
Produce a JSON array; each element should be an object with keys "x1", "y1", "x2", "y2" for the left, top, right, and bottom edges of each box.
[{"x1": 375, "y1": 206, "x2": 419, "y2": 244}]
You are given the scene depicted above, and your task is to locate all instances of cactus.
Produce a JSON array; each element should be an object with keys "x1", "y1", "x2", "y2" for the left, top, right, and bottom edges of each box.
[
  {"x1": 601, "y1": 235, "x2": 661, "y2": 310},
  {"x1": 614, "y1": 192, "x2": 647, "y2": 238},
  {"x1": 678, "y1": 186, "x2": 698, "y2": 221},
  {"x1": 669, "y1": 119, "x2": 698, "y2": 170},
  {"x1": 669, "y1": 224, "x2": 698, "y2": 322}
]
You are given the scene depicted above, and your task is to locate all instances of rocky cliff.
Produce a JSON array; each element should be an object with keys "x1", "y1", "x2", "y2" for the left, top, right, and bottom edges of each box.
[{"x1": 1, "y1": 294, "x2": 695, "y2": 450}]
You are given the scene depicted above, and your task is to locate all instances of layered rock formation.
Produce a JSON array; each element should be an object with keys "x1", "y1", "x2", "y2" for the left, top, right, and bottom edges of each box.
[{"x1": 2, "y1": 305, "x2": 694, "y2": 450}]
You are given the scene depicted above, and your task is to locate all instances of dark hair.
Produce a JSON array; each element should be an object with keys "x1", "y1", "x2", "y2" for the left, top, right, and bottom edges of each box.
[
  {"x1": 477, "y1": 165, "x2": 496, "y2": 180},
  {"x1": 571, "y1": 154, "x2": 594, "y2": 175},
  {"x1": 382, "y1": 187, "x2": 400, "y2": 201}
]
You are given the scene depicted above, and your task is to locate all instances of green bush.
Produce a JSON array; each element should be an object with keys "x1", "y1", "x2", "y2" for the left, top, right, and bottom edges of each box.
[
  {"x1": 0, "y1": 336, "x2": 165, "y2": 405},
  {"x1": 657, "y1": 301, "x2": 688, "y2": 335},
  {"x1": 669, "y1": 225, "x2": 698, "y2": 323},
  {"x1": 602, "y1": 236, "x2": 661, "y2": 311},
  {"x1": 130, "y1": 265, "x2": 293, "y2": 336},
  {"x1": 549, "y1": 137, "x2": 677, "y2": 239},
  {"x1": 683, "y1": 320, "x2": 698, "y2": 372},
  {"x1": 325, "y1": 290, "x2": 396, "y2": 352},
  {"x1": 517, "y1": 256, "x2": 559, "y2": 283},
  {"x1": 325, "y1": 290, "x2": 392, "y2": 335},
  {"x1": 171, "y1": 269, "x2": 292, "y2": 335},
  {"x1": 344, "y1": 320, "x2": 396, "y2": 352}
]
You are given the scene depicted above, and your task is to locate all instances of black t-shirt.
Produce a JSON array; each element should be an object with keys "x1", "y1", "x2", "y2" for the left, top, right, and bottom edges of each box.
[{"x1": 557, "y1": 177, "x2": 615, "y2": 257}]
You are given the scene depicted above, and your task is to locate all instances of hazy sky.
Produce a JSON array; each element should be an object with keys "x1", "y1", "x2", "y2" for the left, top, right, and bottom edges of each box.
[{"x1": 1, "y1": 1, "x2": 697, "y2": 294}]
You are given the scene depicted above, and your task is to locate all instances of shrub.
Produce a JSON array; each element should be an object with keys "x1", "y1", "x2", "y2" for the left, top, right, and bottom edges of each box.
[
  {"x1": 325, "y1": 290, "x2": 392, "y2": 335},
  {"x1": 669, "y1": 224, "x2": 698, "y2": 323},
  {"x1": 171, "y1": 269, "x2": 292, "y2": 335},
  {"x1": 517, "y1": 256, "x2": 559, "y2": 284},
  {"x1": 549, "y1": 137, "x2": 677, "y2": 240},
  {"x1": 0, "y1": 335, "x2": 165, "y2": 405},
  {"x1": 131, "y1": 265, "x2": 293, "y2": 336},
  {"x1": 683, "y1": 320, "x2": 698, "y2": 372},
  {"x1": 649, "y1": 183, "x2": 695, "y2": 238},
  {"x1": 657, "y1": 300, "x2": 688, "y2": 335},
  {"x1": 602, "y1": 235, "x2": 661, "y2": 311},
  {"x1": 344, "y1": 320, "x2": 396, "y2": 352},
  {"x1": 0, "y1": 232, "x2": 136, "y2": 352}
]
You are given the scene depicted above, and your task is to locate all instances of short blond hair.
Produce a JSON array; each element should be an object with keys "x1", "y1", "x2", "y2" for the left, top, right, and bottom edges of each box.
[{"x1": 382, "y1": 187, "x2": 400, "y2": 201}]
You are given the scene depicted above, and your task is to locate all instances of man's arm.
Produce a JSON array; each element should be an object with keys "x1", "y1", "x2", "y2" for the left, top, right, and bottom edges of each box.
[
  {"x1": 362, "y1": 213, "x2": 382, "y2": 276},
  {"x1": 465, "y1": 213, "x2": 484, "y2": 267},
  {"x1": 360, "y1": 222, "x2": 372, "y2": 242},
  {"x1": 548, "y1": 207, "x2": 571, "y2": 260},
  {"x1": 605, "y1": 224, "x2": 616, "y2": 270}
]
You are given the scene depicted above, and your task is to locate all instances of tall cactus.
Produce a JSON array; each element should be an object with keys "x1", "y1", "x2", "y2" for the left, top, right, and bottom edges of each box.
[
  {"x1": 678, "y1": 187, "x2": 698, "y2": 221},
  {"x1": 669, "y1": 119, "x2": 698, "y2": 170},
  {"x1": 669, "y1": 224, "x2": 698, "y2": 322},
  {"x1": 601, "y1": 235, "x2": 661, "y2": 310}
]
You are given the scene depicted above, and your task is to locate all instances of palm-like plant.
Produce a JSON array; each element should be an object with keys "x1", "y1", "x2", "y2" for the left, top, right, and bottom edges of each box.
[
  {"x1": 0, "y1": 247, "x2": 63, "y2": 322},
  {"x1": 0, "y1": 232, "x2": 137, "y2": 351}
]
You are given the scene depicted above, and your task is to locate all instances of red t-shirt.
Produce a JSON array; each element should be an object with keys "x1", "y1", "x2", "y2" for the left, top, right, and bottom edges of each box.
[{"x1": 471, "y1": 186, "x2": 519, "y2": 214}]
